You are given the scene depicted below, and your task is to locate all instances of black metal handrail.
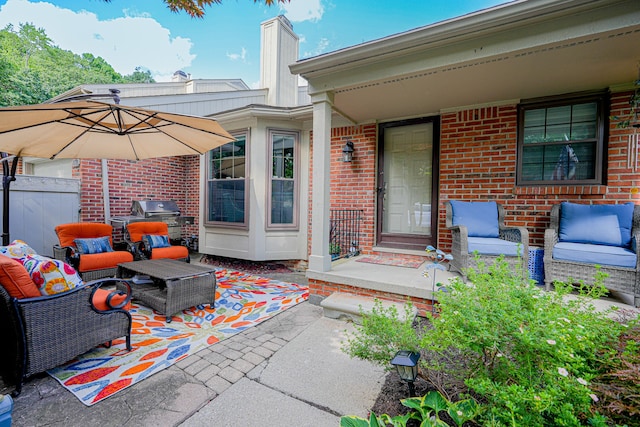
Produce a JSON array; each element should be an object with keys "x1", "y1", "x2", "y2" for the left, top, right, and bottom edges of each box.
[{"x1": 329, "y1": 209, "x2": 363, "y2": 260}]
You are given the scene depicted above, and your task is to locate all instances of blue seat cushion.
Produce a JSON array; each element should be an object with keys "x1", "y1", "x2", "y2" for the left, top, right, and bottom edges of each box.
[
  {"x1": 559, "y1": 202, "x2": 634, "y2": 247},
  {"x1": 553, "y1": 242, "x2": 637, "y2": 268},
  {"x1": 450, "y1": 201, "x2": 499, "y2": 238},
  {"x1": 468, "y1": 237, "x2": 520, "y2": 256}
]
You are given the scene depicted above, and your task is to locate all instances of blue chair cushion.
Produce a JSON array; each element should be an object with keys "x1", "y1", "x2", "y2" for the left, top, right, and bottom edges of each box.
[
  {"x1": 74, "y1": 237, "x2": 114, "y2": 254},
  {"x1": 468, "y1": 237, "x2": 520, "y2": 256},
  {"x1": 553, "y1": 242, "x2": 637, "y2": 268},
  {"x1": 143, "y1": 234, "x2": 171, "y2": 249},
  {"x1": 559, "y1": 202, "x2": 634, "y2": 247},
  {"x1": 450, "y1": 201, "x2": 499, "y2": 238}
]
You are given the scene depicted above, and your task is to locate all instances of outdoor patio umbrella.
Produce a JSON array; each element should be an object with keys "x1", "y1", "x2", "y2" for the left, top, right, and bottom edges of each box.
[{"x1": 0, "y1": 96, "x2": 236, "y2": 244}]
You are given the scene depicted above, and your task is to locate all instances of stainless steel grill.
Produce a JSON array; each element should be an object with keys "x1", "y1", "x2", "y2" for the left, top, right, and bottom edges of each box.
[{"x1": 111, "y1": 200, "x2": 194, "y2": 241}]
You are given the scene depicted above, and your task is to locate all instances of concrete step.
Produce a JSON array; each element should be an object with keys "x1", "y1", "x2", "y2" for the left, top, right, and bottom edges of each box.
[{"x1": 320, "y1": 293, "x2": 417, "y2": 324}]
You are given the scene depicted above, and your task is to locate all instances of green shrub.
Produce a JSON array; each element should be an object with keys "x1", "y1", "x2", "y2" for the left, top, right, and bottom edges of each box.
[
  {"x1": 343, "y1": 300, "x2": 424, "y2": 367},
  {"x1": 340, "y1": 390, "x2": 480, "y2": 427},
  {"x1": 420, "y1": 258, "x2": 625, "y2": 426},
  {"x1": 343, "y1": 255, "x2": 636, "y2": 426}
]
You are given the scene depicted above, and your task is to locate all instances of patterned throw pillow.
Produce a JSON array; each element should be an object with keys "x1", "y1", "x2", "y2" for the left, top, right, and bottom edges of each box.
[
  {"x1": 0, "y1": 239, "x2": 38, "y2": 259},
  {"x1": 19, "y1": 255, "x2": 83, "y2": 296},
  {"x1": 74, "y1": 236, "x2": 114, "y2": 254},
  {"x1": 143, "y1": 234, "x2": 171, "y2": 249}
]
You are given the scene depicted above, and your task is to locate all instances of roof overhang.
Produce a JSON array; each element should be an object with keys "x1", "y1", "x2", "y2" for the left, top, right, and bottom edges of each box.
[
  {"x1": 210, "y1": 104, "x2": 313, "y2": 121},
  {"x1": 290, "y1": 0, "x2": 640, "y2": 123}
]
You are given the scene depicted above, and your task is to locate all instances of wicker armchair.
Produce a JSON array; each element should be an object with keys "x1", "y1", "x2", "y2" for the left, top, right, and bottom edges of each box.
[
  {"x1": 445, "y1": 201, "x2": 529, "y2": 281},
  {"x1": 125, "y1": 222, "x2": 189, "y2": 262},
  {"x1": 0, "y1": 278, "x2": 133, "y2": 395},
  {"x1": 54, "y1": 223, "x2": 134, "y2": 281},
  {"x1": 544, "y1": 203, "x2": 640, "y2": 307}
]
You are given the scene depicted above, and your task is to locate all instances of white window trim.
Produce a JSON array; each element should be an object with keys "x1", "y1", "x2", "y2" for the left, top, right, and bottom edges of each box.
[
  {"x1": 266, "y1": 128, "x2": 300, "y2": 230},
  {"x1": 204, "y1": 128, "x2": 250, "y2": 228}
]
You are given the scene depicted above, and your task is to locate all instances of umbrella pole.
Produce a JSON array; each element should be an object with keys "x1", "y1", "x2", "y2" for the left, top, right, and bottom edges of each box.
[{"x1": 1, "y1": 154, "x2": 18, "y2": 246}]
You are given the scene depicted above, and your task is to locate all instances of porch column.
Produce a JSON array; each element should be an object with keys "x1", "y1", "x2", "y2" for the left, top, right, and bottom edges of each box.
[{"x1": 308, "y1": 91, "x2": 333, "y2": 272}]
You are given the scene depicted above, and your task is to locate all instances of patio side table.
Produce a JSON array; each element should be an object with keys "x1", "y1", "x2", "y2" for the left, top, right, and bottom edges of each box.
[
  {"x1": 117, "y1": 259, "x2": 217, "y2": 321},
  {"x1": 528, "y1": 246, "x2": 544, "y2": 286}
]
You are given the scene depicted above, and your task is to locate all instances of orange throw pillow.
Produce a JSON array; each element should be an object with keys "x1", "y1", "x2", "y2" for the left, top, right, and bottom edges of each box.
[
  {"x1": 93, "y1": 288, "x2": 131, "y2": 311},
  {"x1": 0, "y1": 254, "x2": 41, "y2": 299}
]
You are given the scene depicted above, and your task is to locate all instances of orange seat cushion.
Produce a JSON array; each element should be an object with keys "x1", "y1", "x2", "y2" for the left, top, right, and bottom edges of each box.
[
  {"x1": 55, "y1": 223, "x2": 114, "y2": 248},
  {"x1": 0, "y1": 254, "x2": 41, "y2": 299},
  {"x1": 127, "y1": 222, "x2": 169, "y2": 243},
  {"x1": 150, "y1": 246, "x2": 189, "y2": 260},
  {"x1": 93, "y1": 288, "x2": 131, "y2": 311},
  {"x1": 78, "y1": 251, "x2": 134, "y2": 272}
]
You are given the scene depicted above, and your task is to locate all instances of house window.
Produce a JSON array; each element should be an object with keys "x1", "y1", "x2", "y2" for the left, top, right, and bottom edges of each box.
[
  {"x1": 517, "y1": 91, "x2": 607, "y2": 185},
  {"x1": 268, "y1": 130, "x2": 298, "y2": 228},
  {"x1": 206, "y1": 131, "x2": 247, "y2": 225}
]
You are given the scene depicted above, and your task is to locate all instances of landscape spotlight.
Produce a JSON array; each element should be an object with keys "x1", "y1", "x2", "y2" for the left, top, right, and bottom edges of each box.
[{"x1": 390, "y1": 350, "x2": 420, "y2": 396}]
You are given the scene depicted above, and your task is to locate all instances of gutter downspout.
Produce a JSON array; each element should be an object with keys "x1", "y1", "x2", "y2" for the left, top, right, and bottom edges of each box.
[{"x1": 102, "y1": 159, "x2": 110, "y2": 222}]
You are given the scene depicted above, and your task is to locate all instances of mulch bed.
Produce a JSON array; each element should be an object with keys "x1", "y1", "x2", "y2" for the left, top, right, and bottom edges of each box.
[
  {"x1": 199, "y1": 254, "x2": 293, "y2": 275},
  {"x1": 371, "y1": 371, "x2": 434, "y2": 416}
]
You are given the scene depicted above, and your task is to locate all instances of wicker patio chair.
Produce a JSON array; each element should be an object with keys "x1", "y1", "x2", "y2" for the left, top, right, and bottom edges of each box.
[
  {"x1": 0, "y1": 277, "x2": 133, "y2": 396},
  {"x1": 544, "y1": 203, "x2": 640, "y2": 307},
  {"x1": 54, "y1": 222, "x2": 134, "y2": 281},
  {"x1": 445, "y1": 200, "x2": 529, "y2": 281},
  {"x1": 125, "y1": 222, "x2": 189, "y2": 262}
]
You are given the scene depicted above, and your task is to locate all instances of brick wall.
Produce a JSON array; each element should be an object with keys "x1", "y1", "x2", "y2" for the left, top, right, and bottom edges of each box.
[
  {"x1": 323, "y1": 90, "x2": 639, "y2": 252},
  {"x1": 309, "y1": 279, "x2": 434, "y2": 316},
  {"x1": 329, "y1": 125, "x2": 378, "y2": 254},
  {"x1": 309, "y1": 90, "x2": 639, "y2": 309},
  {"x1": 440, "y1": 91, "x2": 638, "y2": 248},
  {"x1": 77, "y1": 156, "x2": 200, "y2": 238}
]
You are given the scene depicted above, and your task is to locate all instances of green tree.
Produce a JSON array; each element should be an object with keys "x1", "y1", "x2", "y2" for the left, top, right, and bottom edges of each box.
[
  {"x1": 124, "y1": 67, "x2": 155, "y2": 83},
  {"x1": 0, "y1": 23, "x2": 156, "y2": 106}
]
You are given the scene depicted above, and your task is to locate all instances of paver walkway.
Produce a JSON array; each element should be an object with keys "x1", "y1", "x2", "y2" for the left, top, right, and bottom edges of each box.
[{"x1": 1, "y1": 270, "x2": 386, "y2": 427}]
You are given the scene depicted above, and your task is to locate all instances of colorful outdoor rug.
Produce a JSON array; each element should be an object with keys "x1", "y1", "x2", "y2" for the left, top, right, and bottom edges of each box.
[
  {"x1": 48, "y1": 269, "x2": 308, "y2": 406},
  {"x1": 355, "y1": 254, "x2": 425, "y2": 268}
]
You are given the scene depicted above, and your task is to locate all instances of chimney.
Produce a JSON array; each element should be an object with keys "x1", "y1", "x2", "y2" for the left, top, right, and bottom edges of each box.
[
  {"x1": 172, "y1": 70, "x2": 190, "y2": 82},
  {"x1": 260, "y1": 15, "x2": 299, "y2": 107}
]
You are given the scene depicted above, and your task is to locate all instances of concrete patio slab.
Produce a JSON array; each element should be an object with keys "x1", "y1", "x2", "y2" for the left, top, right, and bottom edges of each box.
[
  {"x1": 181, "y1": 377, "x2": 340, "y2": 427},
  {"x1": 256, "y1": 316, "x2": 386, "y2": 418}
]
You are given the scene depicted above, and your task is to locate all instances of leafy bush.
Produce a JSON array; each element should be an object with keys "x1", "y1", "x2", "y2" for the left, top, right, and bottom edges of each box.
[
  {"x1": 340, "y1": 390, "x2": 480, "y2": 427},
  {"x1": 343, "y1": 300, "x2": 424, "y2": 367},
  {"x1": 343, "y1": 256, "x2": 637, "y2": 426}
]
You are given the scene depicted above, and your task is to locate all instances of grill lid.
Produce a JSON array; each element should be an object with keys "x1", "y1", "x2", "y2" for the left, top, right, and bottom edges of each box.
[{"x1": 131, "y1": 200, "x2": 181, "y2": 217}]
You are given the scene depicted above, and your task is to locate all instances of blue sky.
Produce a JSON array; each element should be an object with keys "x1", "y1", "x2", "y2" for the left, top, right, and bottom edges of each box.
[{"x1": 0, "y1": 0, "x2": 509, "y2": 87}]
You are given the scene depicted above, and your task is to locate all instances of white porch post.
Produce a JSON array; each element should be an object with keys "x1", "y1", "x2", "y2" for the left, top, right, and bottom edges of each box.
[{"x1": 308, "y1": 91, "x2": 333, "y2": 272}]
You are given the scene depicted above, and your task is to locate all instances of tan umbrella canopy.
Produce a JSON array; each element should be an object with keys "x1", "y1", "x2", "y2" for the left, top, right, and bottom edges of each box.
[
  {"x1": 0, "y1": 97, "x2": 236, "y2": 244},
  {"x1": 0, "y1": 100, "x2": 235, "y2": 160}
]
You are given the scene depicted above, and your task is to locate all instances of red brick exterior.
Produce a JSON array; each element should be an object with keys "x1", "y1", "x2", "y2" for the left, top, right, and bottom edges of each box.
[
  {"x1": 309, "y1": 279, "x2": 434, "y2": 317},
  {"x1": 308, "y1": 90, "x2": 639, "y2": 308},
  {"x1": 75, "y1": 156, "x2": 200, "y2": 241},
  {"x1": 322, "y1": 91, "x2": 638, "y2": 252}
]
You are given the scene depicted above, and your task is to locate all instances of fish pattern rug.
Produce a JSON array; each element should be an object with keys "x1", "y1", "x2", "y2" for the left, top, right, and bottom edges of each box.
[{"x1": 48, "y1": 268, "x2": 309, "y2": 406}]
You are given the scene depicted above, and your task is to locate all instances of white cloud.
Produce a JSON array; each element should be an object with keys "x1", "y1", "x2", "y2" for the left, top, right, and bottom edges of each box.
[
  {"x1": 303, "y1": 37, "x2": 329, "y2": 58},
  {"x1": 226, "y1": 47, "x2": 247, "y2": 62},
  {"x1": 280, "y1": 0, "x2": 323, "y2": 23},
  {"x1": 0, "y1": 0, "x2": 195, "y2": 79}
]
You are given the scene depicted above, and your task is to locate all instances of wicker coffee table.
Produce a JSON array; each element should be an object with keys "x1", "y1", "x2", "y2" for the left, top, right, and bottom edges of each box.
[{"x1": 117, "y1": 259, "x2": 217, "y2": 322}]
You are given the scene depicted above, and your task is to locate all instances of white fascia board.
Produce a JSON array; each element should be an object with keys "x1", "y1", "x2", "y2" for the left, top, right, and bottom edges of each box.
[{"x1": 211, "y1": 105, "x2": 313, "y2": 122}]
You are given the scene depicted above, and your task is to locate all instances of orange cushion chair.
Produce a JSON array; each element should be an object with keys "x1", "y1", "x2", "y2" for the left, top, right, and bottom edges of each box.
[
  {"x1": 54, "y1": 223, "x2": 134, "y2": 281},
  {"x1": 126, "y1": 222, "x2": 189, "y2": 262}
]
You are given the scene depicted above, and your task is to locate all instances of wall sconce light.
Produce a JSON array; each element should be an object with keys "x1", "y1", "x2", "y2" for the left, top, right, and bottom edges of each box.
[
  {"x1": 391, "y1": 350, "x2": 420, "y2": 396},
  {"x1": 341, "y1": 140, "x2": 354, "y2": 162}
]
